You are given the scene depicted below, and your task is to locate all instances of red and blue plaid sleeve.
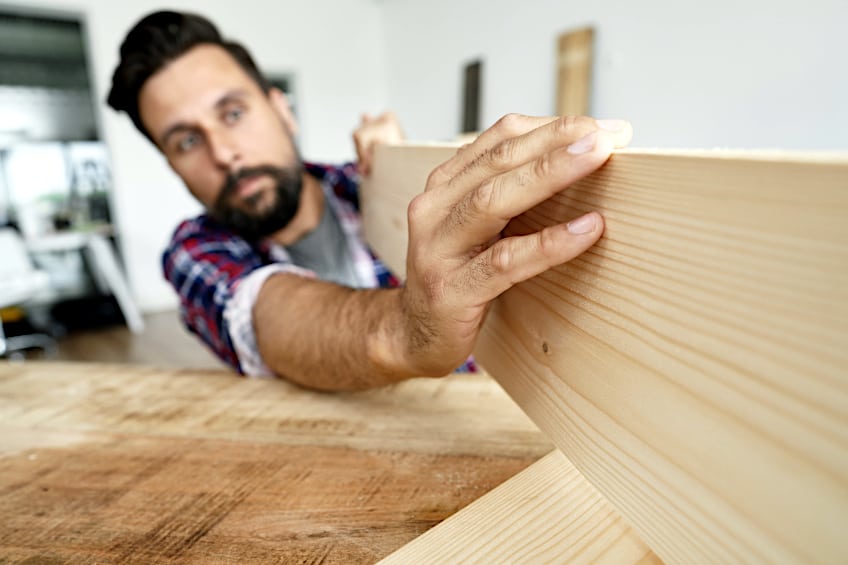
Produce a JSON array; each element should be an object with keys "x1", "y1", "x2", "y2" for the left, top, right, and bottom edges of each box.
[{"x1": 162, "y1": 217, "x2": 265, "y2": 370}]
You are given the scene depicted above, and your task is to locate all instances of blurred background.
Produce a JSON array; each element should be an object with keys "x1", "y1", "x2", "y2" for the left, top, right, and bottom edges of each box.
[{"x1": 0, "y1": 0, "x2": 845, "y2": 361}]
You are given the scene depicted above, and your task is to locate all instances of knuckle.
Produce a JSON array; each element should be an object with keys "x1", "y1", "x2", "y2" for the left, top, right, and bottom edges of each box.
[
  {"x1": 538, "y1": 226, "x2": 560, "y2": 255},
  {"x1": 486, "y1": 138, "x2": 515, "y2": 169},
  {"x1": 407, "y1": 193, "x2": 430, "y2": 223},
  {"x1": 554, "y1": 114, "x2": 580, "y2": 135},
  {"x1": 533, "y1": 151, "x2": 554, "y2": 179},
  {"x1": 425, "y1": 162, "x2": 450, "y2": 188},
  {"x1": 494, "y1": 113, "x2": 523, "y2": 135},
  {"x1": 472, "y1": 180, "x2": 497, "y2": 214},
  {"x1": 453, "y1": 143, "x2": 474, "y2": 165},
  {"x1": 489, "y1": 242, "x2": 514, "y2": 274}
]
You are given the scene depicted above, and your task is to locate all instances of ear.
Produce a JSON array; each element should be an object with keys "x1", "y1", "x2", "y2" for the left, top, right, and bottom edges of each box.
[{"x1": 269, "y1": 87, "x2": 299, "y2": 137}]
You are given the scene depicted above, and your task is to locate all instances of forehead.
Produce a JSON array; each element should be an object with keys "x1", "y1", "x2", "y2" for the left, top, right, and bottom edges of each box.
[{"x1": 138, "y1": 44, "x2": 262, "y2": 137}]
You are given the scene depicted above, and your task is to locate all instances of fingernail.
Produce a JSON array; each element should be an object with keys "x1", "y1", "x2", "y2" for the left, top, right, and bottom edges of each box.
[
  {"x1": 567, "y1": 213, "x2": 597, "y2": 235},
  {"x1": 567, "y1": 132, "x2": 597, "y2": 155},
  {"x1": 596, "y1": 119, "x2": 627, "y2": 132}
]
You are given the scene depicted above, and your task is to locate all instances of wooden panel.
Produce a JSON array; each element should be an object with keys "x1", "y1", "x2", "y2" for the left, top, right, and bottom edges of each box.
[
  {"x1": 362, "y1": 144, "x2": 848, "y2": 563},
  {"x1": 0, "y1": 362, "x2": 552, "y2": 563},
  {"x1": 380, "y1": 449, "x2": 660, "y2": 564},
  {"x1": 557, "y1": 27, "x2": 594, "y2": 116},
  {"x1": 361, "y1": 143, "x2": 459, "y2": 278}
]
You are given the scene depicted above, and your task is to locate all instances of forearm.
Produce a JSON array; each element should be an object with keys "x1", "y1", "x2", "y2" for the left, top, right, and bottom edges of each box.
[{"x1": 253, "y1": 273, "x2": 432, "y2": 391}]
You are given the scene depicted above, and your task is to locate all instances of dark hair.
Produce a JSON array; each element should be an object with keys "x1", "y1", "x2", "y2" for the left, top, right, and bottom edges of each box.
[{"x1": 106, "y1": 11, "x2": 270, "y2": 142}]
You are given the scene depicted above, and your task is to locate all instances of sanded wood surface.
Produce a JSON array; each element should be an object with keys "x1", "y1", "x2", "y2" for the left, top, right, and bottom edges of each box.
[
  {"x1": 362, "y1": 145, "x2": 848, "y2": 563},
  {"x1": 0, "y1": 362, "x2": 552, "y2": 563},
  {"x1": 380, "y1": 449, "x2": 660, "y2": 564},
  {"x1": 361, "y1": 143, "x2": 458, "y2": 278}
]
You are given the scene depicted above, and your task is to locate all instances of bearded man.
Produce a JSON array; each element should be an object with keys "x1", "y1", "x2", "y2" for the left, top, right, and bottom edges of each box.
[{"x1": 107, "y1": 10, "x2": 632, "y2": 390}]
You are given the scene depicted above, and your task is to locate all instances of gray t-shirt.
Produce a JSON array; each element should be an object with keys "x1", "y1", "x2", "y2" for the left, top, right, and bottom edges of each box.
[{"x1": 285, "y1": 200, "x2": 362, "y2": 288}]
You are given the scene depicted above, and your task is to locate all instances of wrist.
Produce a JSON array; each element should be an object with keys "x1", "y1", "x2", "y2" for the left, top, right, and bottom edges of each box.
[
  {"x1": 365, "y1": 288, "x2": 422, "y2": 380},
  {"x1": 367, "y1": 287, "x2": 461, "y2": 379}
]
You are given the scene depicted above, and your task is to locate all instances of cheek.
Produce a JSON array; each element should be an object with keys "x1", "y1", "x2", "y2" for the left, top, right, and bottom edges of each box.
[
  {"x1": 170, "y1": 157, "x2": 225, "y2": 205},
  {"x1": 244, "y1": 119, "x2": 296, "y2": 161}
]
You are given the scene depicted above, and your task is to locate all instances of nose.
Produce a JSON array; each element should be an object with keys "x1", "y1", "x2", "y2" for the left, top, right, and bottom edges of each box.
[{"x1": 207, "y1": 127, "x2": 241, "y2": 171}]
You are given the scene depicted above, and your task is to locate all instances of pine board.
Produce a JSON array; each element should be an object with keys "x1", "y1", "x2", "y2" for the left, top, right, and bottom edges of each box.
[
  {"x1": 380, "y1": 449, "x2": 660, "y2": 564},
  {"x1": 362, "y1": 144, "x2": 848, "y2": 563}
]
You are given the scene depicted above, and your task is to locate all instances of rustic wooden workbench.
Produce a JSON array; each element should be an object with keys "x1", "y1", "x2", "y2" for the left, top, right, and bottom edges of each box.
[{"x1": 0, "y1": 361, "x2": 552, "y2": 563}]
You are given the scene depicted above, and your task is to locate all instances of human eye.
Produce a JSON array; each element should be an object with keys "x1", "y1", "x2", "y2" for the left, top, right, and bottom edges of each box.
[
  {"x1": 223, "y1": 105, "x2": 245, "y2": 124},
  {"x1": 175, "y1": 131, "x2": 202, "y2": 153}
]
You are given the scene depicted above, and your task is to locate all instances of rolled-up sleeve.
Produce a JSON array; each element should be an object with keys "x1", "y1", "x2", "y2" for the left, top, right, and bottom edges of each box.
[{"x1": 223, "y1": 263, "x2": 316, "y2": 377}]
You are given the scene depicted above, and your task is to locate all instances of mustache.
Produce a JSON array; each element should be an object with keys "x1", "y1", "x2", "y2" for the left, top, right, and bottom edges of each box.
[
  {"x1": 209, "y1": 161, "x2": 304, "y2": 240},
  {"x1": 220, "y1": 165, "x2": 286, "y2": 200}
]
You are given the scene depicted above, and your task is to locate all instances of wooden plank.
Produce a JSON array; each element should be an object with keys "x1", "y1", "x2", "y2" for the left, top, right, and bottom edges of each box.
[
  {"x1": 557, "y1": 27, "x2": 594, "y2": 116},
  {"x1": 361, "y1": 145, "x2": 848, "y2": 563},
  {"x1": 362, "y1": 143, "x2": 459, "y2": 278},
  {"x1": 0, "y1": 362, "x2": 552, "y2": 563},
  {"x1": 380, "y1": 449, "x2": 661, "y2": 564},
  {"x1": 0, "y1": 363, "x2": 550, "y2": 458}
]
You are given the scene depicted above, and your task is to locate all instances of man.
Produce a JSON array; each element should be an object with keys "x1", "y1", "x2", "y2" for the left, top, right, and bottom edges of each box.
[{"x1": 107, "y1": 11, "x2": 632, "y2": 391}]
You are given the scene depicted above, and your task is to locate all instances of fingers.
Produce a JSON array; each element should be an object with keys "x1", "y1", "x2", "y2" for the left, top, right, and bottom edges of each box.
[
  {"x1": 427, "y1": 114, "x2": 559, "y2": 187},
  {"x1": 456, "y1": 116, "x2": 631, "y2": 192},
  {"x1": 398, "y1": 113, "x2": 634, "y2": 376},
  {"x1": 441, "y1": 127, "x2": 621, "y2": 252},
  {"x1": 412, "y1": 113, "x2": 632, "y2": 303},
  {"x1": 427, "y1": 115, "x2": 630, "y2": 193},
  {"x1": 353, "y1": 133, "x2": 372, "y2": 176},
  {"x1": 456, "y1": 211, "x2": 605, "y2": 305},
  {"x1": 353, "y1": 111, "x2": 405, "y2": 176}
]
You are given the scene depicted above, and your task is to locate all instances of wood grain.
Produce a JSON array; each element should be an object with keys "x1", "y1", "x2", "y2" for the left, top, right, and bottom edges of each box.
[
  {"x1": 361, "y1": 143, "x2": 459, "y2": 278},
  {"x1": 362, "y1": 145, "x2": 848, "y2": 563},
  {"x1": 380, "y1": 449, "x2": 660, "y2": 564},
  {"x1": 0, "y1": 362, "x2": 552, "y2": 563}
]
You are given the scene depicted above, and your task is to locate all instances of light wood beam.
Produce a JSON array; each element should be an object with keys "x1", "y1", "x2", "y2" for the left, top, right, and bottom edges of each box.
[
  {"x1": 379, "y1": 449, "x2": 660, "y2": 564},
  {"x1": 361, "y1": 145, "x2": 848, "y2": 563}
]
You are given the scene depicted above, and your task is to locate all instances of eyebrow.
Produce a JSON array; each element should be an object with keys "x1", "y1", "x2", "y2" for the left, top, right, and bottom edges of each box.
[{"x1": 158, "y1": 89, "x2": 250, "y2": 147}]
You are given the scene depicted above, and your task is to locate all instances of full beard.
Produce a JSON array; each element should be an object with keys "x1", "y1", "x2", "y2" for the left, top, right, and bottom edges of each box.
[{"x1": 210, "y1": 162, "x2": 305, "y2": 241}]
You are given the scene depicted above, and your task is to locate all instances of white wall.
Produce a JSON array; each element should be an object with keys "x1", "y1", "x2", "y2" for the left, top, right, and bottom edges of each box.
[
  {"x1": 12, "y1": 0, "x2": 387, "y2": 312},
  {"x1": 7, "y1": 0, "x2": 846, "y2": 313},
  {"x1": 381, "y1": 0, "x2": 848, "y2": 150}
]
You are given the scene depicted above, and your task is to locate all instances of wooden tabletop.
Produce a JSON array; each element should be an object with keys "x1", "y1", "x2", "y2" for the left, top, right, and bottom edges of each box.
[{"x1": 0, "y1": 361, "x2": 552, "y2": 563}]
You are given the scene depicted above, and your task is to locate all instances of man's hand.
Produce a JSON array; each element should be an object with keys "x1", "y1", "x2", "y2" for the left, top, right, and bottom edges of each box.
[
  {"x1": 396, "y1": 114, "x2": 633, "y2": 376},
  {"x1": 256, "y1": 114, "x2": 631, "y2": 391},
  {"x1": 353, "y1": 111, "x2": 405, "y2": 176}
]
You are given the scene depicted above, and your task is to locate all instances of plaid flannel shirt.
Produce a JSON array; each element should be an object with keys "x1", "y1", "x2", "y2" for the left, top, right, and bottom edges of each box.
[{"x1": 162, "y1": 161, "x2": 476, "y2": 376}]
